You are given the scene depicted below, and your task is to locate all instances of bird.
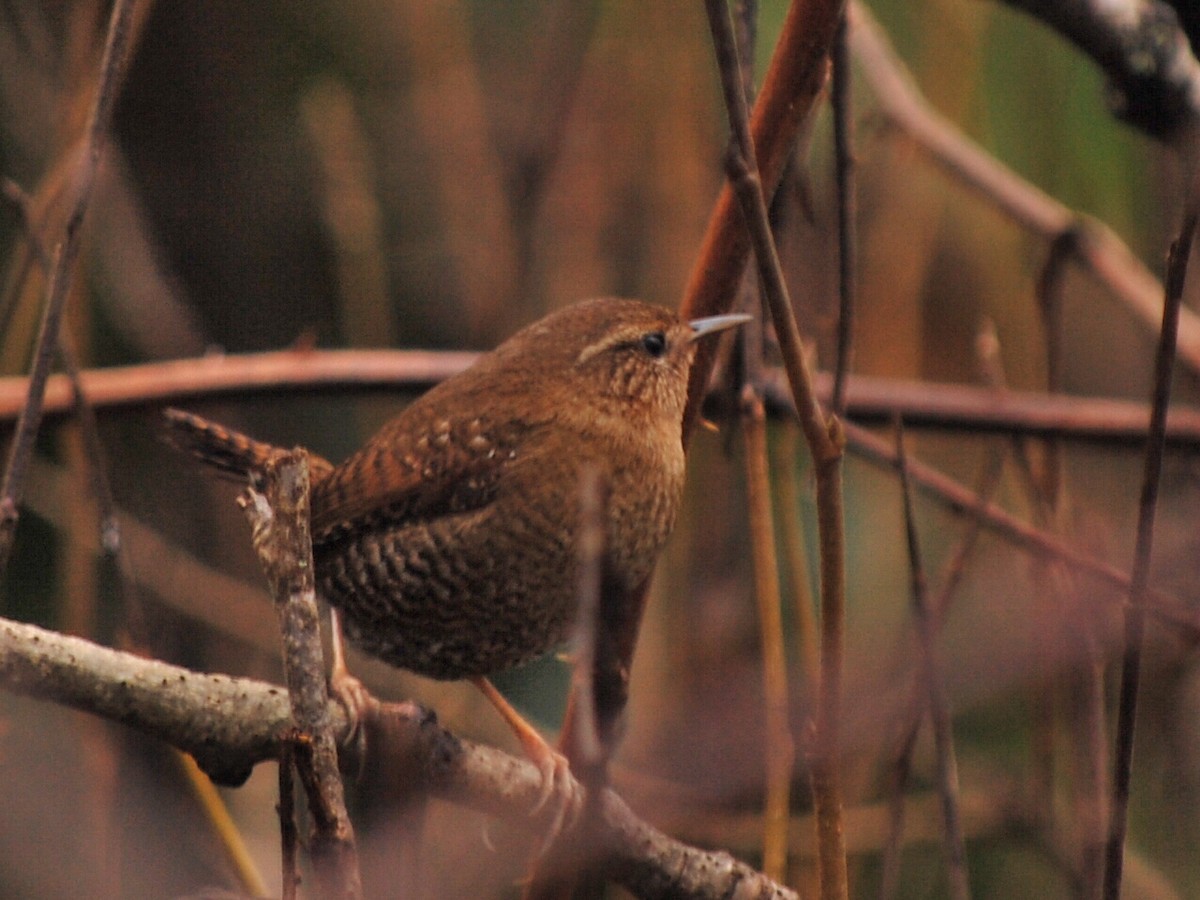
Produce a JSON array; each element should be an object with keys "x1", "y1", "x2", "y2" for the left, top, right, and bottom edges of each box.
[{"x1": 164, "y1": 297, "x2": 748, "y2": 820}]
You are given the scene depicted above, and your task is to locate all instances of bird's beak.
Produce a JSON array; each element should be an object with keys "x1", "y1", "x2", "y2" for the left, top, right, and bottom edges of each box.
[{"x1": 688, "y1": 312, "x2": 753, "y2": 342}]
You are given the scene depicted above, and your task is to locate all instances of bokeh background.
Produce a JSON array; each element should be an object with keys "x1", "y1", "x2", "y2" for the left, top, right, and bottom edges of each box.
[{"x1": 1, "y1": 1, "x2": 1197, "y2": 897}]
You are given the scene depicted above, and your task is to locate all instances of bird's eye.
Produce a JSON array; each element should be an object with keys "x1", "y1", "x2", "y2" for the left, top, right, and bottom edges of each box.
[{"x1": 640, "y1": 331, "x2": 667, "y2": 358}]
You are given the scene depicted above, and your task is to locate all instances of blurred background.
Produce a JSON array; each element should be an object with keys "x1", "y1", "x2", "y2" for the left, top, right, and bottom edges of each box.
[{"x1": 1, "y1": 0, "x2": 1197, "y2": 897}]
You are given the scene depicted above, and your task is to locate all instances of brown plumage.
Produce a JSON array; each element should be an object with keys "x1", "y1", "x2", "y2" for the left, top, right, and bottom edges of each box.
[{"x1": 166, "y1": 298, "x2": 747, "y2": 684}]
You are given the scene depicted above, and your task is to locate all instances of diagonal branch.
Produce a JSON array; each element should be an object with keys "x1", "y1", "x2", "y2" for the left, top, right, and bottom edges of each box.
[{"x1": 847, "y1": 0, "x2": 1200, "y2": 375}]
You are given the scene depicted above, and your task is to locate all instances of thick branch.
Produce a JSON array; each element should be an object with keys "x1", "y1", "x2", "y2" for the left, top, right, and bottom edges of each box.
[
  {"x1": 0, "y1": 615, "x2": 797, "y2": 900},
  {"x1": 999, "y1": 0, "x2": 1200, "y2": 141}
]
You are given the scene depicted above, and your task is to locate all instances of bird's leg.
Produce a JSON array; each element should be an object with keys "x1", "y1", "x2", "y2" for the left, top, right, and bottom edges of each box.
[
  {"x1": 470, "y1": 676, "x2": 583, "y2": 843},
  {"x1": 328, "y1": 608, "x2": 371, "y2": 769}
]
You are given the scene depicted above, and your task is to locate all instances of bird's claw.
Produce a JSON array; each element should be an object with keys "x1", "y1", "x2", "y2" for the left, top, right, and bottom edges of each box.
[{"x1": 528, "y1": 744, "x2": 585, "y2": 856}]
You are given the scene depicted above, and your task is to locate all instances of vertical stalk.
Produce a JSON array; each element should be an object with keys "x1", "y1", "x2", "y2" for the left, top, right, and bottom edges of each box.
[
  {"x1": 1102, "y1": 203, "x2": 1197, "y2": 899},
  {"x1": 743, "y1": 388, "x2": 794, "y2": 881}
]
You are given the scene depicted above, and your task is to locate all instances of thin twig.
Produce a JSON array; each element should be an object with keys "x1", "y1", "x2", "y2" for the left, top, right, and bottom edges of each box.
[
  {"x1": 1102, "y1": 187, "x2": 1198, "y2": 900},
  {"x1": 992, "y1": 269, "x2": 1111, "y2": 896},
  {"x1": 841, "y1": 419, "x2": 1200, "y2": 637},
  {"x1": 278, "y1": 738, "x2": 299, "y2": 900},
  {"x1": 706, "y1": 0, "x2": 837, "y2": 463},
  {"x1": 680, "y1": 0, "x2": 844, "y2": 434},
  {"x1": 774, "y1": 422, "x2": 819, "y2": 692},
  {"x1": 704, "y1": 3, "x2": 849, "y2": 898},
  {"x1": 742, "y1": 386, "x2": 794, "y2": 882},
  {"x1": 830, "y1": 10, "x2": 857, "y2": 416},
  {"x1": 879, "y1": 445, "x2": 1004, "y2": 900},
  {"x1": 1034, "y1": 228, "x2": 1080, "y2": 503},
  {"x1": 895, "y1": 422, "x2": 971, "y2": 900},
  {"x1": 0, "y1": 0, "x2": 140, "y2": 571},
  {"x1": 727, "y1": 0, "x2": 792, "y2": 882},
  {"x1": 878, "y1": 713, "x2": 919, "y2": 900}
]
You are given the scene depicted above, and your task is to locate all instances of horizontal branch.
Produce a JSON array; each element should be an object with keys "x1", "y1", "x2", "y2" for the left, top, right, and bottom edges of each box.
[
  {"x1": 0, "y1": 348, "x2": 476, "y2": 416},
  {"x1": 4, "y1": 349, "x2": 1200, "y2": 446},
  {"x1": 0, "y1": 615, "x2": 796, "y2": 900}
]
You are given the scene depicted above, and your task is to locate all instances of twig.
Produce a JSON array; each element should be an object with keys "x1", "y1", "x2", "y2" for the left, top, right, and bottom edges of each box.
[
  {"x1": 830, "y1": 10, "x2": 857, "y2": 416},
  {"x1": 240, "y1": 450, "x2": 361, "y2": 898},
  {"x1": 0, "y1": 0, "x2": 140, "y2": 571},
  {"x1": 878, "y1": 444, "x2": 1004, "y2": 900},
  {"x1": 742, "y1": 386, "x2": 794, "y2": 882},
  {"x1": 0, "y1": 615, "x2": 799, "y2": 900},
  {"x1": 1034, "y1": 228, "x2": 1080, "y2": 503},
  {"x1": 566, "y1": 466, "x2": 610, "y2": 785},
  {"x1": 990, "y1": 276, "x2": 1111, "y2": 895},
  {"x1": 0, "y1": 348, "x2": 476, "y2": 418},
  {"x1": 278, "y1": 739, "x2": 300, "y2": 900},
  {"x1": 1102, "y1": 185, "x2": 1198, "y2": 900},
  {"x1": 176, "y1": 750, "x2": 271, "y2": 898},
  {"x1": 895, "y1": 422, "x2": 971, "y2": 900},
  {"x1": 706, "y1": 0, "x2": 837, "y2": 463},
  {"x1": 704, "y1": 4, "x2": 849, "y2": 898},
  {"x1": 774, "y1": 422, "x2": 820, "y2": 692},
  {"x1": 840, "y1": 419, "x2": 1200, "y2": 637},
  {"x1": 846, "y1": 0, "x2": 1200, "y2": 376},
  {"x1": 522, "y1": 467, "x2": 614, "y2": 900},
  {"x1": 680, "y1": 0, "x2": 845, "y2": 434}
]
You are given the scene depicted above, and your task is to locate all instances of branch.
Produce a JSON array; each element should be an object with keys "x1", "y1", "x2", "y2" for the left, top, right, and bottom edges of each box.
[
  {"x1": 895, "y1": 423, "x2": 970, "y2": 900},
  {"x1": 0, "y1": 616, "x2": 798, "y2": 900},
  {"x1": 680, "y1": 0, "x2": 845, "y2": 435},
  {"x1": 841, "y1": 419, "x2": 1200, "y2": 637},
  {"x1": 240, "y1": 450, "x2": 360, "y2": 898},
  {"x1": 998, "y1": 0, "x2": 1200, "y2": 141},
  {"x1": 8, "y1": 352, "x2": 1200, "y2": 446},
  {"x1": 704, "y1": 3, "x2": 849, "y2": 897}
]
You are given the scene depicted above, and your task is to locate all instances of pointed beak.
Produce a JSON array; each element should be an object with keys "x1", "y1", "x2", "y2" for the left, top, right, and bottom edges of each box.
[{"x1": 688, "y1": 312, "x2": 753, "y2": 342}]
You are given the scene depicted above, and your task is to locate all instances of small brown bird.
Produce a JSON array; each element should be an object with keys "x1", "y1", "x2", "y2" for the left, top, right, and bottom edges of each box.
[{"x1": 165, "y1": 297, "x2": 747, "y2": 809}]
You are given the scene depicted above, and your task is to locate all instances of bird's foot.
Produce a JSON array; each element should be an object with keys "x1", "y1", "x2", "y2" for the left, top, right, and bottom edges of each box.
[{"x1": 471, "y1": 677, "x2": 584, "y2": 851}]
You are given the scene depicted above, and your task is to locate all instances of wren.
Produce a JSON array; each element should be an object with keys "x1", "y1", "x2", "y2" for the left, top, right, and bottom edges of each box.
[{"x1": 165, "y1": 297, "x2": 747, "y2": 807}]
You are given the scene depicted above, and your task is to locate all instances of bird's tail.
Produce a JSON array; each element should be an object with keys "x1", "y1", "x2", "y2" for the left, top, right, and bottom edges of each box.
[{"x1": 162, "y1": 407, "x2": 289, "y2": 480}]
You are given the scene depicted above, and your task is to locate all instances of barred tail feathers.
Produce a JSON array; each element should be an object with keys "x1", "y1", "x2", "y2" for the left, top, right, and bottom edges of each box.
[{"x1": 161, "y1": 407, "x2": 284, "y2": 479}]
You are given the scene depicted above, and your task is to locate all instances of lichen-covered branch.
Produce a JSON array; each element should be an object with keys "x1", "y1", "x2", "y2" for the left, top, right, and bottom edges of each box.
[{"x1": 0, "y1": 615, "x2": 798, "y2": 900}]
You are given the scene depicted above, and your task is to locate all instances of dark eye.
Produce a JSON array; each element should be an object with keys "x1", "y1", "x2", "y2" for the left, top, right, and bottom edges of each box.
[{"x1": 640, "y1": 331, "x2": 667, "y2": 358}]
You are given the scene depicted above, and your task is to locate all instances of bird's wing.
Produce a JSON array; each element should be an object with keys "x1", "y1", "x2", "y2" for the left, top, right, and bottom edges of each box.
[{"x1": 309, "y1": 406, "x2": 544, "y2": 541}]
